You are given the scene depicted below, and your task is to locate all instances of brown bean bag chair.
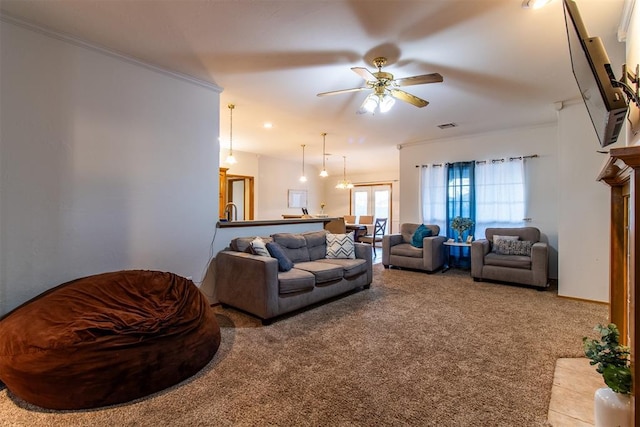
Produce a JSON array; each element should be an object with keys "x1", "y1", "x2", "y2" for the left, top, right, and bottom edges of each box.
[{"x1": 0, "y1": 270, "x2": 221, "y2": 410}]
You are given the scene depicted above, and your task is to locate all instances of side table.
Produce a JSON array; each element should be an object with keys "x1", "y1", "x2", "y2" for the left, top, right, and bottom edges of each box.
[{"x1": 442, "y1": 241, "x2": 472, "y2": 273}]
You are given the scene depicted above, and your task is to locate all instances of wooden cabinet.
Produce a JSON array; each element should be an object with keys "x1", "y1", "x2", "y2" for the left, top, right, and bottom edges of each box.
[
  {"x1": 597, "y1": 146, "x2": 640, "y2": 423},
  {"x1": 219, "y1": 167, "x2": 228, "y2": 219}
]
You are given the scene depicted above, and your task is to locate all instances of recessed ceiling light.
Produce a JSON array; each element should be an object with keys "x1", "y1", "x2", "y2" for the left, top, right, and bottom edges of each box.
[
  {"x1": 437, "y1": 123, "x2": 457, "y2": 129},
  {"x1": 263, "y1": 122, "x2": 273, "y2": 129},
  {"x1": 521, "y1": 0, "x2": 553, "y2": 9}
]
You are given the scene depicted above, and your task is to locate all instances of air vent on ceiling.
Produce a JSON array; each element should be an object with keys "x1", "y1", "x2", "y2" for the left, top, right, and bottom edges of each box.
[{"x1": 437, "y1": 123, "x2": 457, "y2": 129}]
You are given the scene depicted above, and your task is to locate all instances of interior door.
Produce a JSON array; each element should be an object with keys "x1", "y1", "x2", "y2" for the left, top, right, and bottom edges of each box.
[{"x1": 351, "y1": 184, "x2": 391, "y2": 233}]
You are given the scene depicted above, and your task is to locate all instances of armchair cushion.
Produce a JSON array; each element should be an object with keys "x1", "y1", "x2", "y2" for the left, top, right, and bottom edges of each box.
[{"x1": 411, "y1": 224, "x2": 433, "y2": 248}]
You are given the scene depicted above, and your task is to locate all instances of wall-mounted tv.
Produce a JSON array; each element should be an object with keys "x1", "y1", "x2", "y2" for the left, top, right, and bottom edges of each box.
[{"x1": 563, "y1": 0, "x2": 628, "y2": 147}]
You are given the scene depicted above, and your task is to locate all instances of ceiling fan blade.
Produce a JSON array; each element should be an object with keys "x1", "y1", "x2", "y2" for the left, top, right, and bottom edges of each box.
[
  {"x1": 351, "y1": 67, "x2": 376, "y2": 81},
  {"x1": 394, "y1": 73, "x2": 443, "y2": 87},
  {"x1": 389, "y1": 89, "x2": 429, "y2": 107},
  {"x1": 317, "y1": 87, "x2": 369, "y2": 97}
]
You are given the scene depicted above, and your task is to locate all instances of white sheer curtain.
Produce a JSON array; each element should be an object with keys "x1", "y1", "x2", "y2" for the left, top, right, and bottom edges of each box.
[
  {"x1": 474, "y1": 158, "x2": 525, "y2": 239},
  {"x1": 420, "y1": 165, "x2": 447, "y2": 233}
]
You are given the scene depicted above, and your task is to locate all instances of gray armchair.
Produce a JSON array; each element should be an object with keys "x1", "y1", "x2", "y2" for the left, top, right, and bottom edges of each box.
[
  {"x1": 382, "y1": 223, "x2": 446, "y2": 273},
  {"x1": 470, "y1": 227, "x2": 549, "y2": 289}
]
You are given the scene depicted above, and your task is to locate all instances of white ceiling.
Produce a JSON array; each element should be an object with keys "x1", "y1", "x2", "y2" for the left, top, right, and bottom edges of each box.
[{"x1": 0, "y1": 0, "x2": 626, "y2": 175}]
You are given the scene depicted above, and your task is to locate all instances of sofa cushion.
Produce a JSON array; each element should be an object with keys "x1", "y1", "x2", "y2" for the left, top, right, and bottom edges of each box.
[
  {"x1": 316, "y1": 258, "x2": 367, "y2": 279},
  {"x1": 326, "y1": 232, "x2": 356, "y2": 259},
  {"x1": 303, "y1": 230, "x2": 329, "y2": 261},
  {"x1": 390, "y1": 242, "x2": 424, "y2": 258},
  {"x1": 494, "y1": 239, "x2": 533, "y2": 256},
  {"x1": 411, "y1": 224, "x2": 433, "y2": 248},
  {"x1": 484, "y1": 252, "x2": 531, "y2": 269},
  {"x1": 272, "y1": 233, "x2": 311, "y2": 263},
  {"x1": 293, "y1": 261, "x2": 344, "y2": 284},
  {"x1": 231, "y1": 236, "x2": 272, "y2": 252},
  {"x1": 266, "y1": 242, "x2": 294, "y2": 272},
  {"x1": 277, "y1": 268, "x2": 316, "y2": 294}
]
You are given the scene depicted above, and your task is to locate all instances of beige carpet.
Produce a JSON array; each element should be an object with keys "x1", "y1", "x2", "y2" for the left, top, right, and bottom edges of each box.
[{"x1": 0, "y1": 265, "x2": 607, "y2": 426}]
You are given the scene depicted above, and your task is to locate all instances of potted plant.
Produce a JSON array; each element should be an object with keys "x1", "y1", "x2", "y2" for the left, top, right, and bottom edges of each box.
[
  {"x1": 450, "y1": 216, "x2": 474, "y2": 242},
  {"x1": 583, "y1": 323, "x2": 633, "y2": 427}
]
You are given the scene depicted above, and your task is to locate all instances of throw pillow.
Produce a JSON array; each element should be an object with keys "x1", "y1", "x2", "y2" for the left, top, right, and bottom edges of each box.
[
  {"x1": 494, "y1": 239, "x2": 533, "y2": 256},
  {"x1": 250, "y1": 237, "x2": 271, "y2": 257},
  {"x1": 326, "y1": 232, "x2": 356, "y2": 259},
  {"x1": 411, "y1": 224, "x2": 433, "y2": 248},
  {"x1": 265, "y1": 242, "x2": 294, "y2": 272},
  {"x1": 492, "y1": 235, "x2": 519, "y2": 252}
]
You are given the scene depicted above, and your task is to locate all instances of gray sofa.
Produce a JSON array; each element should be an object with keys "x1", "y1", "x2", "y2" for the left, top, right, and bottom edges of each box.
[
  {"x1": 215, "y1": 230, "x2": 372, "y2": 324},
  {"x1": 470, "y1": 227, "x2": 549, "y2": 289},
  {"x1": 382, "y1": 223, "x2": 446, "y2": 272}
]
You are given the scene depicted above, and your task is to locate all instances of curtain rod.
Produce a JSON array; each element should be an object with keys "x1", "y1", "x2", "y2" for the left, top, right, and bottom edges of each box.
[{"x1": 415, "y1": 154, "x2": 538, "y2": 168}]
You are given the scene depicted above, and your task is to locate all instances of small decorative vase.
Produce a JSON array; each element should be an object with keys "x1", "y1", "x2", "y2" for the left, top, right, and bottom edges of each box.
[{"x1": 594, "y1": 387, "x2": 632, "y2": 427}]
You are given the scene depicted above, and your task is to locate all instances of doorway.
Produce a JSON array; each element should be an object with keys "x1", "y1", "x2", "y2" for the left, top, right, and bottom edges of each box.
[
  {"x1": 351, "y1": 184, "x2": 392, "y2": 233},
  {"x1": 227, "y1": 174, "x2": 254, "y2": 220}
]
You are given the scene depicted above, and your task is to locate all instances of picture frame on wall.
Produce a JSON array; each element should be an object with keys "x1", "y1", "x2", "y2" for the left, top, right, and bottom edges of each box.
[{"x1": 288, "y1": 189, "x2": 307, "y2": 208}]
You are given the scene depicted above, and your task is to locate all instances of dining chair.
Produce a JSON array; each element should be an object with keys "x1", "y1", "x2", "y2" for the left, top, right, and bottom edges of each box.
[
  {"x1": 358, "y1": 215, "x2": 373, "y2": 225},
  {"x1": 343, "y1": 215, "x2": 356, "y2": 224},
  {"x1": 359, "y1": 218, "x2": 388, "y2": 256}
]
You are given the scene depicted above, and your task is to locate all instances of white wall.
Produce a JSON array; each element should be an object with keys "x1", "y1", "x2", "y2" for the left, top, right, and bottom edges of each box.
[
  {"x1": 399, "y1": 124, "x2": 560, "y2": 279},
  {"x1": 557, "y1": 101, "x2": 611, "y2": 302},
  {"x1": 0, "y1": 20, "x2": 221, "y2": 316},
  {"x1": 624, "y1": 0, "x2": 640, "y2": 146}
]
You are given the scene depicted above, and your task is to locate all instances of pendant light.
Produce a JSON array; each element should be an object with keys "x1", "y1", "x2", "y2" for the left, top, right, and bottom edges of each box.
[
  {"x1": 335, "y1": 156, "x2": 353, "y2": 189},
  {"x1": 319, "y1": 132, "x2": 329, "y2": 177},
  {"x1": 299, "y1": 144, "x2": 307, "y2": 182},
  {"x1": 225, "y1": 103, "x2": 237, "y2": 165}
]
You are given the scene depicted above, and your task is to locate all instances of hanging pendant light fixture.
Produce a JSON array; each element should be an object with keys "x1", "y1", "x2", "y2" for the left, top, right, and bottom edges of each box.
[
  {"x1": 335, "y1": 156, "x2": 353, "y2": 189},
  {"x1": 225, "y1": 103, "x2": 237, "y2": 165},
  {"x1": 319, "y1": 132, "x2": 328, "y2": 177},
  {"x1": 299, "y1": 144, "x2": 307, "y2": 182}
]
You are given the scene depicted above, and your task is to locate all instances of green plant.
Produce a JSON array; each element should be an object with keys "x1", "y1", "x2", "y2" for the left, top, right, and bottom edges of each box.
[
  {"x1": 583, "y1": 323, "x2": 632, "y2": 394},
  {"x1": 450, "y1": 216, "x2": 474, "y2": 235}
]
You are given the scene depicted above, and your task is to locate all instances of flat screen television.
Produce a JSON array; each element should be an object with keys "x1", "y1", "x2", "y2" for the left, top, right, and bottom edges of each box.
[{"x1": 563, "y1": 0, "x2": 628, "y2": 147}]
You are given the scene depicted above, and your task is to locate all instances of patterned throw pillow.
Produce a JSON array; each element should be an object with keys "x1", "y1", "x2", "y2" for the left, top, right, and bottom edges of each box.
[
  {"x1": 265, "y1": 242, "x2": 294, "y2": 271},
  {"x1": 250, "y1": 237, "x2": 271, "y2": 257},
  {"x1": 491, "y1": 235, "x2": 520, "y2": 252},
  {"x1": 411, "y1": 224, "x2": 433, "y2": 248},
  {"x1": 494, "y1": 239, "x2": 533, "y2": 256},
  {"x1": 326, "y1": 232, "x2": 356, "y2": 259}
]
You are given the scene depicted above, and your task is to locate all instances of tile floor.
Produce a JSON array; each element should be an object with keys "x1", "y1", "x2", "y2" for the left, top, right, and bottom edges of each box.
[{"x1": 547, "y1": 358, "x2": 605, "y2": 426}]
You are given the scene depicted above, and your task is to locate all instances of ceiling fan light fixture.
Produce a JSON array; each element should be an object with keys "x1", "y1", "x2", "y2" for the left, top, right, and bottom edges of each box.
[
  {"x1": 361, "y1": 93, "x2": 379, "y2": 113},
  {"x1": 379, "y1": 93, "x2": 396, "y2": 113}
]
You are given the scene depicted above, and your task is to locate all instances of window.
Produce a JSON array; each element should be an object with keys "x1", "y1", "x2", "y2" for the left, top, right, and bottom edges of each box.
[
  {"x1": 351, "y1": 184, "x2": 391, "y2": 233},
  {"x1": 420, "y1": 159, "x2": 526, "y2": 240}
]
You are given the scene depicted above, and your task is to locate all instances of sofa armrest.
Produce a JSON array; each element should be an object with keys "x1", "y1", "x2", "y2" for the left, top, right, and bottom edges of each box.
[
  {"x1": 471, "y1": 239, "x2": 490, "y2": 278},
  {"x1": 354, "y1": 242, "x2": 373, "y2": 283},
  {"x1": 215, "y1": 251, "x2": 280, "y2": 319},
  {"x1": 531, "y1": 242, "x2": 549, "y2": 287},
  {"x1": 422, "y1": 235, "x2": 446, "y2": 271},
  {"x1": 382, "y1": 234, "x2": 404, "y2": 266}
]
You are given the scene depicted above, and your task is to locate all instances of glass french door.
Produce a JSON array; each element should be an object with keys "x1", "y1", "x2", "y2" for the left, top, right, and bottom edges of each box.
[{"x1": 351, "y1": 184, "x2": 391, "y2": 233}]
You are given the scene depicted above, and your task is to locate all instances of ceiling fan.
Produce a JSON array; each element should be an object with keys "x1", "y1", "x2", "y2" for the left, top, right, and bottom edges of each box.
[{"x1": 317, "y1": 57, "x2": 443, "y2": 114}]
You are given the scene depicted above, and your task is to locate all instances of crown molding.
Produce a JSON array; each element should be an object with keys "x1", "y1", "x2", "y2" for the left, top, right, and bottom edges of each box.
[{"x1": 0, "y1": 13, "x2": 223, "y2": 93}]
